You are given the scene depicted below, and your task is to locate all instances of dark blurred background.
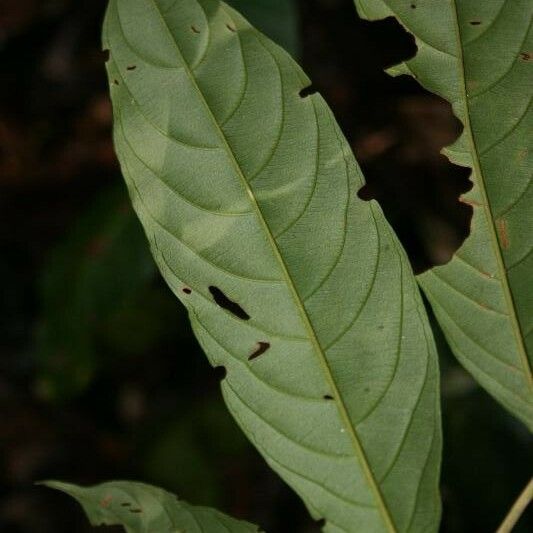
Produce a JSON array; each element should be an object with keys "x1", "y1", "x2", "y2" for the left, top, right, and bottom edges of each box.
[{"x1": 0, "y1": 0, "x2": 531, "y2": 531}]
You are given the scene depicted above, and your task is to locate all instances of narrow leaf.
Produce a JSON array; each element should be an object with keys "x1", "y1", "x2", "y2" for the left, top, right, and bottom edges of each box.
[
  {"x1": 103, "y1": 1, "x2": 442, "y2": 531},
  {"x1": 43, "y1": 481, "x2": 259, "y2": 532},
  {"x1": 355, "y1": 0, "x2": 533, "y2": 428}
]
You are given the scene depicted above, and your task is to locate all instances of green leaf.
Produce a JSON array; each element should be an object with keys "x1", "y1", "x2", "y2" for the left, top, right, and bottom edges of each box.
[
  {"x1": 103, "y1": 1, "x2": 442, "y2": 531},
  {"x1": 354, "y1": 0, "x2": 533, "y2": 429},
  {"x1": 42, "y1": 481, "x2": 259, "y2": 532},
  {"x1": 227, "y1": 0, "x2": 300, "y2": 57}
]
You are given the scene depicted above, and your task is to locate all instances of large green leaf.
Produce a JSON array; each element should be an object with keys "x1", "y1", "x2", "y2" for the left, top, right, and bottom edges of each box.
[
  {"x1": 103, "y1": 1, "x2": 442, "y2": 531},
  {"x1": 355, "y1": 0, "x2": 533, "y2": 428},
  {"x1": 43, "y1": 481, "x2": 259, "y2": 532}
]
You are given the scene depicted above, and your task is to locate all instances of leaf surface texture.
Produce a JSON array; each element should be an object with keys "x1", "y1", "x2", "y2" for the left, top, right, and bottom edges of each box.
[
  {"x1": 44, "y1": 481, "x2": 259, "y2": 532},
  {"x1": 355, "y1": 0, "x2": 533, "y2": 428},
  {"x1": 103, "y1": 1, "x2": 442, "y2": 531}
]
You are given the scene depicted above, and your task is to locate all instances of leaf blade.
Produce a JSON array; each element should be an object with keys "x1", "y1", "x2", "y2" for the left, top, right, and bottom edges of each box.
[
  {"x1": 43, "y1": 480, "x2": 259, "y2": 532},
  {"x1": 103, "y1": 1, "x2": 442, "y2": 530},
  {"x1": 354, "y1": 0, "x2": 533, "y2": 429}
]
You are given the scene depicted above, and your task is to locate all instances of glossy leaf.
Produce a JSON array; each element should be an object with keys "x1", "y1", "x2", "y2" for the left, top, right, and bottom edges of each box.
[
  {"x1": 355, "y1": 0, "x2": 533, "y2": 428},
  {"x1": 103, "y1": 1, "x2": 442, "y2": 531},
  {"x1": 43, "y1": 481, "x2": 259, "y2": 532}
]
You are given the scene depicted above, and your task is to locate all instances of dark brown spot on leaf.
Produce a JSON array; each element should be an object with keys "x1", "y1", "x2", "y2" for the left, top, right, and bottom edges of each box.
[
  {"x1": 121, "y1": 502, "x2": 131, "y2": 507},
  {"x1": 182, "y1": 287, "x2": 192, "y2": 295},
  {"x1": 323, "y1": 394, "x2": 334, "y2": 400},
  {"x1": 129, "y1": 508, "x2": 142, "y2": 514},
  {"x1": 469, "y1": 20, "x2": 482, "y2": 25},
  {"x1": 113, "y1": 79, "x2": 119, "y2": 85},
  {"x1": 249, "y1": 342, "x2": 271, "y2": 361},
  {"x1": 191, "y1": 25, "x2": 200, "y2": 34},
  {"x1": 496, "y1": 219, "x2": 510, "y2": 249},
  {"x1": 100, "y1": 495, "x2": 113, "y2": 508},
  {"x1": 209, "y1": 286, "x2": 250, "y2": 320},
  {"x1": 519, "y1": 51, "x2": 532, "y2": 62},
  {"x1": 467, "y1": 79, "x2": 480, "y2": 92},
  {"x1": 126, "y1": 65, "x2": 137, "y2": 71},
  {"x1": 226, "y1": 23, "x2": 236, "y2": 32}
]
